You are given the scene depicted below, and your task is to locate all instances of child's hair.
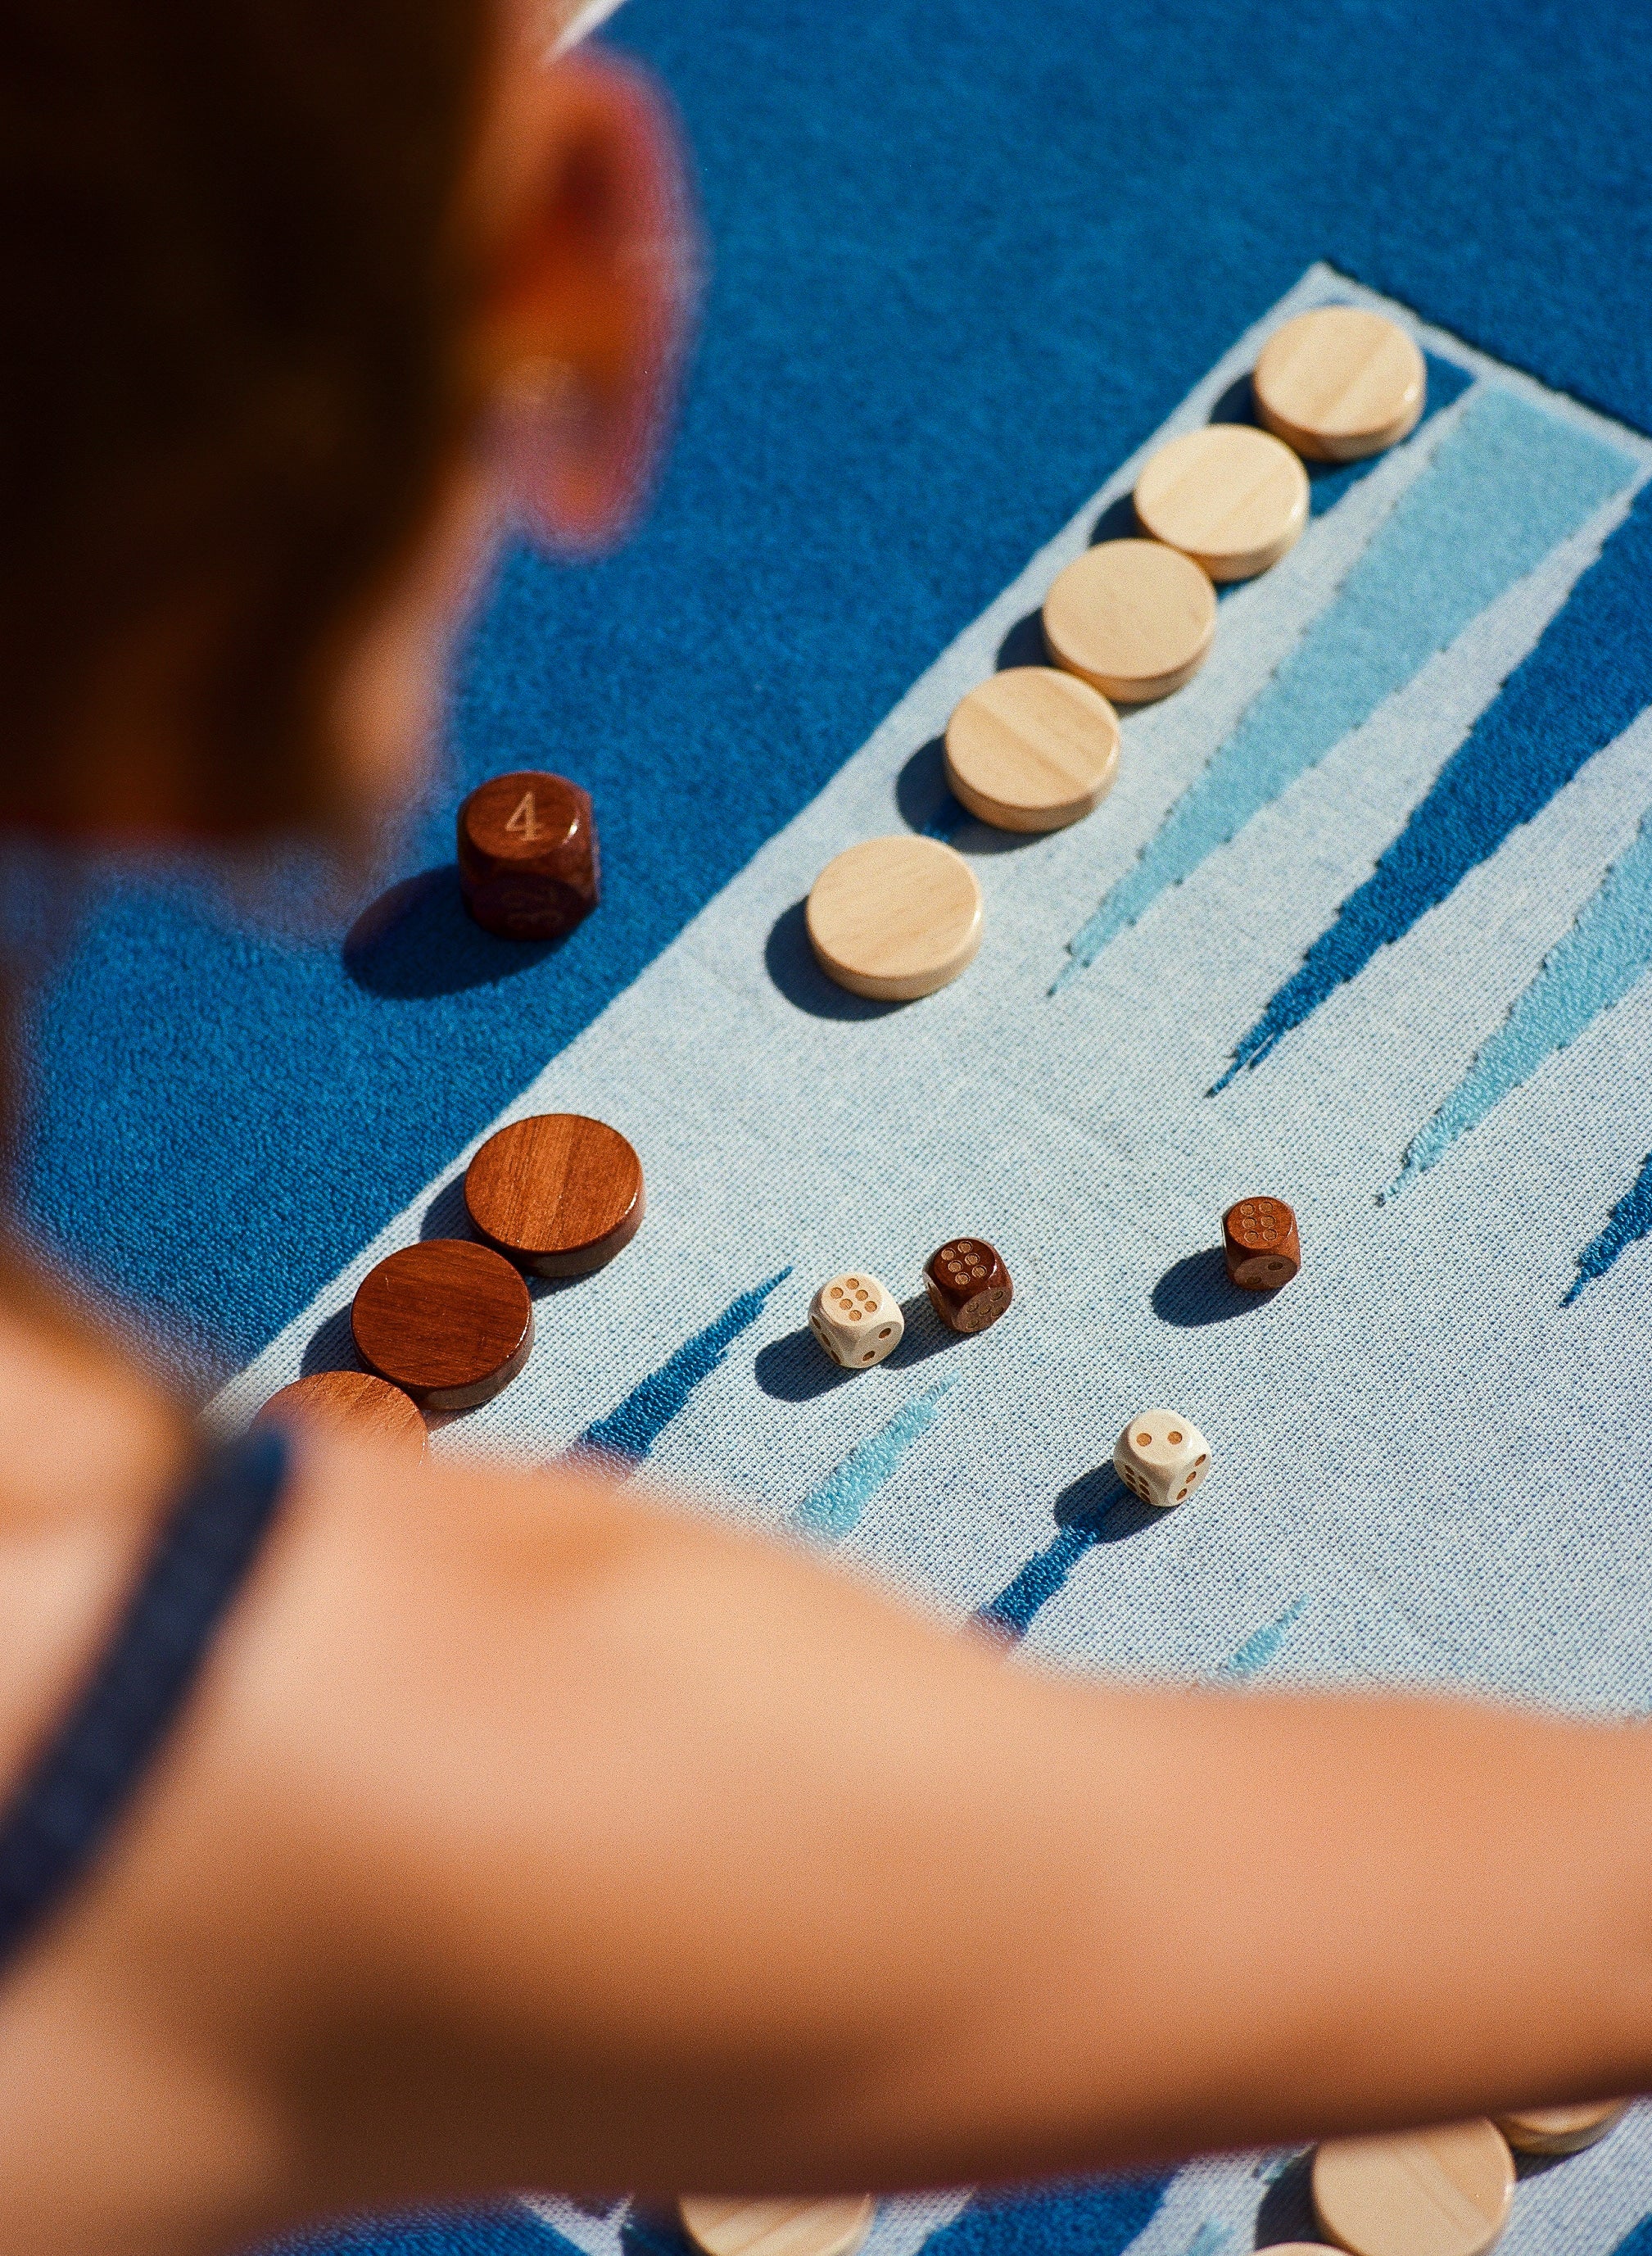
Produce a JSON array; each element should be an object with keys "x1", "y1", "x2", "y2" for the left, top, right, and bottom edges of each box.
[{"x1": 0, "y1": 0, "x2": 491, "y2": 837}]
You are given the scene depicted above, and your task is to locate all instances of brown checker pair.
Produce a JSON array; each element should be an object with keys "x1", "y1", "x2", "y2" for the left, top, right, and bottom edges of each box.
[
  {"x1": 1222, "y1": 1195, "x2": 1301, "y2": 1289},
  {"x1": 465, "y1": 1113, "x2": 644, "y2": 1276},
  {"x1": 351, "y1": 1239, "x2": 533, "y2": 1411},
  {"x1": 254, "y1": 1370, "x2": 428, "y2": 1458},
  {"x1": 924, "y1": 1238, "x2": 1013, "y2": 1334},
  {"x1": 457, "y1": 770, "x2": 600, "y2": 941}
]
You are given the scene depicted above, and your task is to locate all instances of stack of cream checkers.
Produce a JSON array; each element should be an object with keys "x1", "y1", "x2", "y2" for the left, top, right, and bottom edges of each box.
[{"x1": 804, "y1": 307, "x2": 1427, "y2": 1004}]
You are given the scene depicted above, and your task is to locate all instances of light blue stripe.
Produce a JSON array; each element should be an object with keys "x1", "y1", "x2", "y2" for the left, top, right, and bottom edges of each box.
[
  {"x1": 1392, "y1": 806, "x2": 1652, "y2": 1194},
  {"x1": 1217, "y1": 1597, "x2": 1308, "y2": 1681},
  {"x1": 1054, "y1": 387, "x2": 1636, "y2": 987},
  {"x1": 1179, "y1": 2224, "x2": 1229, "y2": 2256},
  {"x1": 790, "y1": 1379, "x2": 957, "y2": 1542}
]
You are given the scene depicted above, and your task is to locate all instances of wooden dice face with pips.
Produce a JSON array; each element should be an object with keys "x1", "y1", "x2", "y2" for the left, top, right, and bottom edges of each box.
[
  {"x1": 809, "y1": 1273, "x2": 904, "y2": 1368},
  {"x1": 1113, "y1": 1411, "x2": 1211, "y2": 1508},
  {"x1": 924, "y1": 1238, "x2": 1013, "y2": 1334},
  {"x1": 1222, "y1": 1196, "x2": 1301, "y2": 1289},
  {"x1": 457, "y1": 770, "x2": 600, "y2": 941}
]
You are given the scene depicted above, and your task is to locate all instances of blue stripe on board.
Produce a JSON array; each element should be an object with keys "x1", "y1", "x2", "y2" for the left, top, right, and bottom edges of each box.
[
  {"x1": 1217, "y1": 1597, "x2": 1307, "y2": 1680},
  {"x1": 1611, "y1": 2217, "x2": 1652, "y2": 2256},
  {"x1": 576, "y1": 1269, "x2": 790, "y2": 1461},
  {"x1": 1391, "y1": 804, "x2": 1652, "y2": 1195},
  {"x1": 1567, "y1": 1152, "x2": 1652, "y2": 1306},
  {"x1": 267, "y1": 2205, "x2": 580, "y2": 2254},
  {"x1": 1053, "y1": 387, "x2": 1636, "y2": 992},
  {"x1": 975, "y1": 1522, "x2": 1098, "y2": 1643},
  {"x1": 918, "y1": 2174, "x2": 1172, "y2": 2256},
  {"x1": 1220, "y1": 481, "x2": 1652, "y2": 1087},
  {"x1": 790, "y1": 1378, "x2": 957, "y2": 1541}
]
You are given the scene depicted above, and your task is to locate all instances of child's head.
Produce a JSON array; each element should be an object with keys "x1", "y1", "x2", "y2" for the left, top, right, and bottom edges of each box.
[{"x1": 0, "y1": 0, "x2": 688, "y2": 842}]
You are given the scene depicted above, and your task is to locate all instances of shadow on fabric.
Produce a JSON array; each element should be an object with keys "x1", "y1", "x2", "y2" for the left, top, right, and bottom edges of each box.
[
  {"x1": 764, "y1": 899, "x2": 902, "y2": 1022},
  {"x1": 343, "y1": 866, "x2": 562, "y2": 999},
  {"x1": 1153, "y1": 1247, "x2": 1282, "y2": 1326}
]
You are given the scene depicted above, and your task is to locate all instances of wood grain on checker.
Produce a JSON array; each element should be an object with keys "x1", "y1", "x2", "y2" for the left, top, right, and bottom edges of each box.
[
  {"x1": 457, "y1": 769, "x2": 600, "y2": 941},
  {"x1": 351, "y1": 1239, "x2": 533, "y2": 1411},
  {"x1": 1494, "y1": 2100, "x2": 1628, "y2": 2155},
  {"x1": 1311, "y1": 2121, "x2": 1515, "y2": 2256},
  {"x1": 806, "y1": 836, "x2": 983, "y2": 1001},
  {"x1": 1133, "y1": 423, "x2": 1309, "y2": 581},
  {"x1": 677, "y1": 2197, "x2": 876, "y2": 2256},
  {"x1": 1252, "y1": 305, "x2": 1426, "y2": 462},
  {"x1": 254, "y1": 1370, "x2": 428, "y2": 1457},
  {"x1": 465, "y1": 1113, "x2": 644, "y2": 1275},
  {"x1": 1042, "y1": 538, "x2": 1216, "y2": 704},
  {"x1": 944, "y1": 668, "x2": 1119, "y2": 831}
]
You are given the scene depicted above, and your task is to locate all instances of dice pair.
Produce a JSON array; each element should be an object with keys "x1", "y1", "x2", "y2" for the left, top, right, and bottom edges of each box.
[{"x1": 810, "y1": 1236, "x2": 1014, "y2": 1370}]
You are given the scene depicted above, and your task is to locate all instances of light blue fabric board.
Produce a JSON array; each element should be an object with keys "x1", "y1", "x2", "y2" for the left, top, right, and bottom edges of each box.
[{"x1": 232, "y1": 271, "x2": 1652, "y2": 2255}]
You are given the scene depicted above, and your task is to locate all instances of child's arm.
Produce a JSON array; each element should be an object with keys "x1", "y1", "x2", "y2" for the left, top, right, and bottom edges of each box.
[{"x1": 2, "y1": 1435, "x2": 1650, "y2": 2254}]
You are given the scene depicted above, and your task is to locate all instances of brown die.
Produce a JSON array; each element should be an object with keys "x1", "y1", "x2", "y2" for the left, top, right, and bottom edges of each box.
[
  {"x1": 1222, "y1": 1196, "x2": 1301, "y2": 1290},
  {"x1": 457, "y1": 770, "x2": 600, "y2": 941},
  {"x1": 924, "y1": 1238, "x2": 1013, "y2": 1334}
]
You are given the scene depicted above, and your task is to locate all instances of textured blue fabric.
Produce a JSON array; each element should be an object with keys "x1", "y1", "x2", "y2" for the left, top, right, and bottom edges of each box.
[
  {"x1": 914, "y1": 2177, "x2": 1172, "y2": 2256},
  {"x1": 0, "y1": 1429, "x2": 287, "y2": 1973},
  {"x1": 1223, "y1": 482, "x2": 1652, "y2": 1081},
  {"x1": 576, "y1": 1268, "x2": 790, "y2": 1461},
  {"x1": 1568, "y1": 1151, "x2": 1652, "y2": 1305},
  {"x1": 16, "y1": 0, "x2": 1652, "y2": 1365},
  {"x1": 269, "y1": 2208, "x2": 582, "y2": 2255}
]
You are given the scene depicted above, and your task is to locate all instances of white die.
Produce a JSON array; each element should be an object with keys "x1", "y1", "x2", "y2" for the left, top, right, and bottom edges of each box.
[
  {"x1": 1113, "y1": 1408, "x2": 1211, "y2": 1508},
  {"x1": 809, "y1": 1271, "x2": 904, "y2": 1368}
]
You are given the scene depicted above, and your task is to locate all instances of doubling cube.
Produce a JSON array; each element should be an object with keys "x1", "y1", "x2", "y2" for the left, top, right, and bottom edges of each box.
[
  {"x1": 458, "y1": 769, "x2": 600, "y2": 941},
  {"x1": 924, "y1": 1238, "x2": 1013, "y2": 1334},
  {"x1": 1113, "y1": 1410, "x2": 1211, "y2": 1509},
  {"x1": 1222, "y1": 1196, "x2": 1301, "y2": 1290},
  {"x1": 809, "y1": 1272, "x2": 904, "y2": 1369}
]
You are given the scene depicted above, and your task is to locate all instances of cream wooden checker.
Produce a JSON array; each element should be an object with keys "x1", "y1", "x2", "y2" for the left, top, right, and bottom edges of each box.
[
  {"x1": 1494, "y1": 2099, "x2": 1628, "y2": 2155},
  {"x1": 1254, "y1": 306, "x2": 1427, "y2": 462},
  {"x1": 1041, "y1": 538, "x2": 1216, "y2": 704},
  {"x1": 1311, "y1": 2121, "x2": 1515, "y2": 2256},
  {"x1": 805, "y1": 835, "x2": 983, "y2": 1001},
  {"x1": 1133, "y1": 424, "x2": 1309, "y2": 581},
  {"x1": 944, "y1": 668, "x2": 1120, "y2": 831},
  {"x1": 678, "y1": 2197, "x2": 876, "y2": 2256}
]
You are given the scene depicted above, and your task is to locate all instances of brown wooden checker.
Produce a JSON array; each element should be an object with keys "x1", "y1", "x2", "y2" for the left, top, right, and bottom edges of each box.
[
  {"x1": 1222, "y1": 1196, "x2": 1301, "y2": 1290},
  {"x1": 254, "y1": 1370, "x2": 428, "y2": 1457},
  {"x1": 1311, "y1": 2121, "x2": 1514, "y2": 2256},
  {"x1": 1494, "y1": 2100, "x2": 1629, "y2": 2155},
  {"x1": 465, "y1": 1113, "x2": 644, "y2": 1276},
  {"x1": 1042, "y1": 539, "x2": 1216, "y2": 704},
  {"x1": 457, "y1": 770, "x2": 600, "y2": 941},
  {"x1": 351, "y1": 1239, "x2": 533, "y2": 1411},
  {"x1": 1253, "y1": 306, "x2": 1426, "y2": 463}
]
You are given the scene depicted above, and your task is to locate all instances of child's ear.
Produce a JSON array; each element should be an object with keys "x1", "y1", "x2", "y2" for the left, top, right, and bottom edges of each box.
[{"x1": 473, "y1": 47, "x2": 696, "y2": 552}]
